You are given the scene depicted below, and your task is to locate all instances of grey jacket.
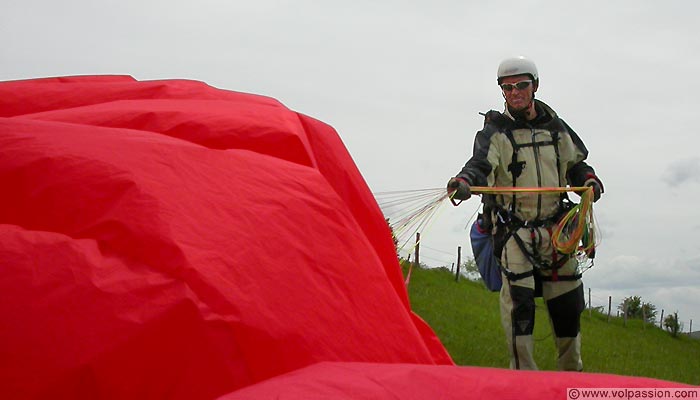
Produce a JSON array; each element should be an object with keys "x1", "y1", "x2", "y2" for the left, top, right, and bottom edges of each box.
[{"x1": 456, "y1": 100, "x2": 600, "y2": 221}]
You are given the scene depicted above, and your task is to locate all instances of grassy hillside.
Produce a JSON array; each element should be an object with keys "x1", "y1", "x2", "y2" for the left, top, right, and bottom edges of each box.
[{"x1": 404, "y1": 264, "x2": 700, "y2": 385}]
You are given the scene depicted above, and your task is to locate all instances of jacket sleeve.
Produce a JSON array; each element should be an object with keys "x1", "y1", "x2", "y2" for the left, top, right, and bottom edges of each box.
[
  {"x1": 562, "y1": 120, "x2": 604, "y2": 190},
  {"x1": 456, "y1": 127, "x2": 496, "y2": 187}
]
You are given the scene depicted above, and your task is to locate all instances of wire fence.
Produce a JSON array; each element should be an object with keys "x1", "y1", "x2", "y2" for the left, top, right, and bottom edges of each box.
[
  {"x1": 398, "y1": 234, "x2": 695, "y2": 336},
  {"x1": 375, "y1": 188, "x2": 696, "y2": 337},
  {"x1": 585, "y1": 289, "x2": 694, "y2": 335}
]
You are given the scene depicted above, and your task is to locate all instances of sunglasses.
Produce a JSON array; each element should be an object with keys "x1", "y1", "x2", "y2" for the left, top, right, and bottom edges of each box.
[{"x1": 500, "y1": 80, "x2": 532, "y2": 92}]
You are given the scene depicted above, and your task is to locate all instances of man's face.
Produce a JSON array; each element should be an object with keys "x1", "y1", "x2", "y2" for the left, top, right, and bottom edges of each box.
[{"x1": 500, "y1": 74, "x2": 536, "y2": 111}]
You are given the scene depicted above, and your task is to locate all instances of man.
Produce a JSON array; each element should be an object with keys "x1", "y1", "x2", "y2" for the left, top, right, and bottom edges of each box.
[{"x1": 447, "y1": 56, "x2": 603, "y2": 371}]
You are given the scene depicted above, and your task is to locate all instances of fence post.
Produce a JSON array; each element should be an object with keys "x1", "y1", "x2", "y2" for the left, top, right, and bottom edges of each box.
[
  {"x1": 674, "y1": 312, "x2": 679, "y2": 336},
  {"x1": 451, "y1": 262, "x2": 454, "y2": 273},
  {"x1": 607, "y1": 296, "x2": 612, "y2": 323},
  {"x1": 690, "y1": 319, "x2": 693, "y2": 335},
  {"x1": 414, "y1": 232, "x2": 420, "y2": 268},
  {"x1": 455, "y1": 246, "x2": 461, "y2": 282},
  {"x1": 659, "y1": 309, "x2": 664, "y2": 329}
]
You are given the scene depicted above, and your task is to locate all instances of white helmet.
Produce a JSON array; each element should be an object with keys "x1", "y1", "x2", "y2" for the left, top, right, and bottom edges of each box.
[{"x1": 497, "y1": 56, "x2": 538, "y2": 84}]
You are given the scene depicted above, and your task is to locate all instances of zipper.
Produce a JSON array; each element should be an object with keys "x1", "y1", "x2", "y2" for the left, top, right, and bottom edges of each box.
[{"x1": 531, "y1": 128, "x2": 542, "y2": 220}]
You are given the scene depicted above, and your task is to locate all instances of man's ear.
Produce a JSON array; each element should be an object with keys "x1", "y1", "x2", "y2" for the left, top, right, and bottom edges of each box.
[{"x1": 533, "y1": 81, "x2": 539, "y2": 93}]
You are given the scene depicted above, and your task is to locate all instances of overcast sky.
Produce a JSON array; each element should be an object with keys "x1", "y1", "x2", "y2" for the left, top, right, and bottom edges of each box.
[{"x1": 3, "y1": 1, "x2": 699, "y2": 329}]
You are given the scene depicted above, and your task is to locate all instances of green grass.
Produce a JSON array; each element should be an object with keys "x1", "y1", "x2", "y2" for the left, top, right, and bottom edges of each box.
[{"x1": 404, "y1": 264, "x2": 700, "y2": 385}]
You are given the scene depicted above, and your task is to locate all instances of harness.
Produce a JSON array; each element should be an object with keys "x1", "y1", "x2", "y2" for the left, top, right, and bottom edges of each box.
[
  {"x1": 494, "y1": 204, "x2": 581, "y2": 284},
  {"x1": 485, "y1": 112, "x2": 583, "y2": 284}
]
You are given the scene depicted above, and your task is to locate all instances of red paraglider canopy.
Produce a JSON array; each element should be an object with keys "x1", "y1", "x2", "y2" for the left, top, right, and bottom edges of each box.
[
  {"x1": 0, "y1": 76, "x2": 690, "y2": 399},
  {"x1": 0, "y1": 75, "x2": 450, "y2": 399},
  {"x1": 219, "y1": 362, "x2": 692, "y2": 400}
]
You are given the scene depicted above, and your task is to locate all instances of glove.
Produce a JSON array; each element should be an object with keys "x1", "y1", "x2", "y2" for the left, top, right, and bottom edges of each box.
[
  {"x1": 584, "y1": 176, "x2": 603, "y2": 202},
  {"x1": 447, "y1": 177, "x2": 471, "y2": 200}
]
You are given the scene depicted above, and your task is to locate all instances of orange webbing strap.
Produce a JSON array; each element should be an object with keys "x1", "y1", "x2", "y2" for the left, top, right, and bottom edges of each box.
[{"x1": 469, "y1": 186, "x2": 590, "y2": 195}]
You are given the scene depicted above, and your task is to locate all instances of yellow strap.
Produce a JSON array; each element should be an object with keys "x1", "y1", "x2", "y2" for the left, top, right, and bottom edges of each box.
[{"x1": 470, "y1": 186, "x2": 590, "y2": 195}]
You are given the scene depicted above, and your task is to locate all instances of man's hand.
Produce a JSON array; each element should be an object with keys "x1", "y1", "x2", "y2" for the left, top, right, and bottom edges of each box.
[
  {"x1": 447, "y1": 177, "x2": 471, "y2": 200},
  {"x1": 584, "y1": 176, "x2": 603, "y2": 202}
]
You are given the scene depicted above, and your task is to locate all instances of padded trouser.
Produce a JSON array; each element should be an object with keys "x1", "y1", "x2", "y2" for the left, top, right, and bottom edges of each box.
[{"x1": 499, "y1": 226, "x2": 585, "y2": 371}]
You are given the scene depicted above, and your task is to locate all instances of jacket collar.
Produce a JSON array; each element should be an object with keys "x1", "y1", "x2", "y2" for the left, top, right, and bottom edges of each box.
[{"x1": 502, "y1": 99, "x2": 558, "y2": 128}]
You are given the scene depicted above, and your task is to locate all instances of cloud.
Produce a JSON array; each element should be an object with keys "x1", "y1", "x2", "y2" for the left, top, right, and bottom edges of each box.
[
  {"x1": 585, "y1": 255, "x2": 700, "y2": 324},
  {"x1": 662, "y1": 157, "x2": 700, "y2": 187},
  {"x1": 591, "y1": 254, "x2": 700, "y2": 290}
]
